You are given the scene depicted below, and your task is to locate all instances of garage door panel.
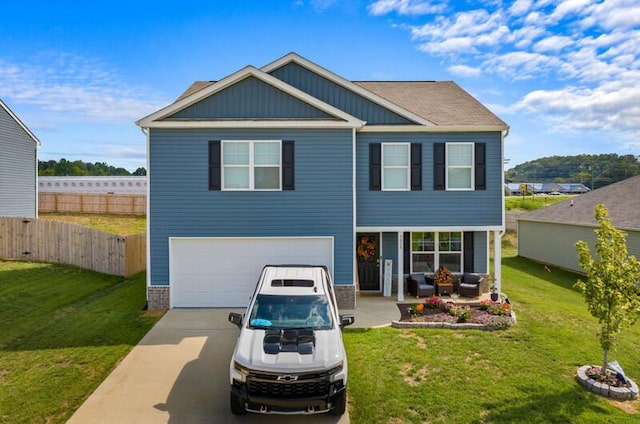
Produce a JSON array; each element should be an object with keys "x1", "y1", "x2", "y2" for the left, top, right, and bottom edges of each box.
[{"x1": 170, "y1": 237, "x2": 333, "y2": 308}]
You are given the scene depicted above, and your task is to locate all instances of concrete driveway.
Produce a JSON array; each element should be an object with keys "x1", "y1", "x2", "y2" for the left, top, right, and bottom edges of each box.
[{"x1": 67, "y1": 309, "x2": 351, "y2": 424}]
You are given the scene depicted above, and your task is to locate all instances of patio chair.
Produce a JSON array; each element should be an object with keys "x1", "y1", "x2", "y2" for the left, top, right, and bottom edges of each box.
[
  {"x1": 458, "y1": 272, "x2": 484, "y2": 297},
  {"x1": 407, "y1": 273, "x2": 436, "y2": 297}
]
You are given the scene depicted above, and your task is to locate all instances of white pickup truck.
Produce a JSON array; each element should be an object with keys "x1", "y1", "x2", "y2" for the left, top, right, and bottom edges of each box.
[{"x1": 228, "y1": 265, "x2": 354, "y2": 416}]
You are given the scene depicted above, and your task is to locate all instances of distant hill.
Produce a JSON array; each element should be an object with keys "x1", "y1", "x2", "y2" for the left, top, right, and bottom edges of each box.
[
  {"x1": 505, "y1": 154, "x2": 640, "y2": 189},
  {"x1": 38, "y1": 159, "x2": 146, "y2": 176}
]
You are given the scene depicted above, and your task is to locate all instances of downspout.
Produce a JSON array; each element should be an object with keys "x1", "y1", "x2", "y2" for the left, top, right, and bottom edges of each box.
[
  {"x1": 140, "y1": 127, "x2": 151, "y2": 295},
  {"x1": 495, "y1": 127, "x2": 510, "y2": 295},
  {"x1": 352, "y1": 126, "x2": 357, "y2": 308}
]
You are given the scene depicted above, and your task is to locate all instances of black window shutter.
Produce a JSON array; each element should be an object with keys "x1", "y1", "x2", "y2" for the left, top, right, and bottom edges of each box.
[
  {"x1": 433, "y1": 143, "x2": 445, "y2": 191},
  {"x1": 282, "y1": 140, "x2": 294, "y2": 190},
  {"x1": 209, "y1": 140, "x2": 221, "y2": 190},
  {"x1": 369, "y1": 143, "x2": 381, "y2": 191},
  {"x1": 463, "y1": 232, "x2": 474, "y2": 272},
  {"x1": 475, "y1": 142, "x2": 486, "y2": 190},
  {"x1": 410, "y1": 143, "x2": 422, "y2": 191}
]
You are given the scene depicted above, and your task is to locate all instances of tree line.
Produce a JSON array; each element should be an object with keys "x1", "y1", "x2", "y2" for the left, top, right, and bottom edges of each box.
[
  {"x1": 505, "y1": 154, "x2": 640, "y2": 189},
  {"x1": 38, "y1": 159, "x2": 146, "y2": 176}
]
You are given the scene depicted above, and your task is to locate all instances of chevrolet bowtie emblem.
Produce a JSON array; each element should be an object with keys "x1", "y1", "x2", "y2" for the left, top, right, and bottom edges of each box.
[{"x1": 277, "y1": 375, "x2": 298, "y2": 382}]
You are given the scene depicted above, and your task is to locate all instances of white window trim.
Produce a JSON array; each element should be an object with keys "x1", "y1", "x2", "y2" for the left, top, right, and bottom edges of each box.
[
  {"x1": 221, "y1": 140, "x2": 282, "y2": 191},
  {"x1": 381, "y1": 142, "x2": 410, "y2": 191},
  {"x1": 446, "y1": 142, "x2": 474, "y2": 191},
  {"x1": 410, "y1": 232, "x2": 463, "y2": 274}
]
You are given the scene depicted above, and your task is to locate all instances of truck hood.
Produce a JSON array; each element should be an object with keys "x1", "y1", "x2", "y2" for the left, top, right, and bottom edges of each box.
[{"x1": 234, "y1": 328, "x2": 345, "y2": 373}]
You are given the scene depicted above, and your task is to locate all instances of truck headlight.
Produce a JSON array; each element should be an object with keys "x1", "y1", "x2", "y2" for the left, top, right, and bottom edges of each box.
[
  {"x1": 231, "y1": 361, "x2": 250, "y2": 383},
  {"x1": 328, "y1": 361, "x2": 346, "y2": 383}
]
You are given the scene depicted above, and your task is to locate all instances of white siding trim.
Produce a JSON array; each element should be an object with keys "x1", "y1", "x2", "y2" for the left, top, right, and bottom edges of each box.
[
  {"x1": 359, "y1": 125, "x2": 508, "y2": 133},
  {"x1": 357, "y1": 226, "x2": 502, "y2": 232},
  {"x1": 140, "y1": 120, "x2": 361, "y2": 129},
  {"x1": 0, "y1": 99, "x2": 41, "y2": 146}
]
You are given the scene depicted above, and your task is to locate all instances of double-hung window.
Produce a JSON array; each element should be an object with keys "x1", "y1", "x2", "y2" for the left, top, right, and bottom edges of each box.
[
  {"x1": 222, "y1": 140, "x2": 281, "y2": 190},
  {"x1": 446, "y1": 143, "x2": 474, "y2": 190},
  {"x1": 411, "y1": 232, "x2": 462, "y2": 273},
  {"x1": 382, "y1": 143, "x2": 410, "y2": 190}
]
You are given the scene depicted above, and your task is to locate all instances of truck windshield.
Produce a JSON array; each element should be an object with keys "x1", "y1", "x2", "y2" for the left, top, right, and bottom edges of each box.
[{"x1": 249, "y1": 294, "x2": 333, "y2": 330}]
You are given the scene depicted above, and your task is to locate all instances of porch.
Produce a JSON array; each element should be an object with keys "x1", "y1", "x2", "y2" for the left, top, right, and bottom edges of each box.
[{"x1": 343, "y1": 291, "x2": 494, "y2": 328}]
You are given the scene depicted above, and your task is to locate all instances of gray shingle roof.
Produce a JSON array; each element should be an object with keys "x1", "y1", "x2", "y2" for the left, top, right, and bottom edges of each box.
[
  {"x1": 354, "y1": 81, "x2": 507, "y2": 127},
  {"x1": 519, "y1": 175, "x2": 640, "y2": 231}
]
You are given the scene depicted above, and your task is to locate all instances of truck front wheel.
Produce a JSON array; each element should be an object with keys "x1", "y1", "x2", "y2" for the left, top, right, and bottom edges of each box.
[
  {"x1": 230, "y1": 391, "x2": 247, "y2": 415},
  {"x1": 330, "y1": 389, "x2": 347, "y2": 416}
]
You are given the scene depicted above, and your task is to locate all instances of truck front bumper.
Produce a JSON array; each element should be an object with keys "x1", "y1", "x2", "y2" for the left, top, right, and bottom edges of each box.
[{"x1": 231, "y1": 381, "x2": 345, "y2": 415}]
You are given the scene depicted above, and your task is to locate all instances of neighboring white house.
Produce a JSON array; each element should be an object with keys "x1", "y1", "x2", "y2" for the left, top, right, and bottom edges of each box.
[
  {"x1": 518, "y1": 176, "x2": 640, "y2": 273},
  {"x1": 0, "y1": 99, "x2": 40, "y2": 218}
]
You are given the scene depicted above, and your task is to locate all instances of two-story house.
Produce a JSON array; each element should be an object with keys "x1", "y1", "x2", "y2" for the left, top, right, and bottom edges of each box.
[{"x1": 136, "y1": 53, "x2": 508, "y2": 310}]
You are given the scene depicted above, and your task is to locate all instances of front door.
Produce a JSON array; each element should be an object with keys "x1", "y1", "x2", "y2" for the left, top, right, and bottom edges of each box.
[{"x1": 357, "y1": 233, "x2": 380, "y2": 291}]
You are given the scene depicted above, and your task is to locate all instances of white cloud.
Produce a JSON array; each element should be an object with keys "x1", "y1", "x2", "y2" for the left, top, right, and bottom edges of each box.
[
  {"x1": 368, "y1": 0, "x2": 445, "y2": 16},
  {"x1": 0, "y1": 52, "x2": 166, "y2": 125},
  {"x1": 581, "y1": 0, "x2": 640, "y2": 30},
  {"x1": 548, "y1": 0, "x2": 593, "y2": 23},
  {"x1": 485, "y1": 51, "x2": 562, "y2": 80},
  {"x1": 369, "y1": 0, "x2": 640, "y2": 147},
  {"x1": 448, "y1": 64, "x2": 482, "y2": 77},
  {"x1": 515, "y1": 83, "x2": 640, "y2": 135},
  {"x1": 509, "y1": 0, "x2": 533, "y2": 17},
  {"x1": 533, "y1": 35, "x2": 574, "y2": 52}
]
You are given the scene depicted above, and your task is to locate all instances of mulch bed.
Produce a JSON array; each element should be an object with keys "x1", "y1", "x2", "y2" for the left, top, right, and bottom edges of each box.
[{"x1": 396, "y1": 302, "x2": 514, "y2": 328}]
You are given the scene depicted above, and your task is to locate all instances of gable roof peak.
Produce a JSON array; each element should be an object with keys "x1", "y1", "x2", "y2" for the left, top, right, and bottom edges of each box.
[
  {"x1": 0, "y1": 98, "x2": 41, "y2": 146},
  {"x1": 136, "y1": 61, "x2": 363, "y2": 128},
  {"x1": 262, "y1": 53, "x2": 435, "y2": 127}
]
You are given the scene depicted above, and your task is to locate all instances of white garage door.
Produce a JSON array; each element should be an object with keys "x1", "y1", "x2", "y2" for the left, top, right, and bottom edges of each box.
[{"x1": 169, "y1": 237, "x2": 334, "y2": 308}]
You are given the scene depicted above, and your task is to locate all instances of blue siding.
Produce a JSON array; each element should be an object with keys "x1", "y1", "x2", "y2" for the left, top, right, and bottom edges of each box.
[
  {"x1": 356, "y1": 132, "x2": 502, "y2": 227},
  {"x1": 473, "y1": 231, "x2": 488, "y2": 273},
  {"x1": 0, "y1": 105, "x2": 37, "y2": 217},
  {"x1": 149, "y1": 128, "x2": 354, "y2": 286},
  {"x1": 270, "y1": 62, "x2": 414, "y2": 125},
  {"x1": 169, "y1": 77, "x2": 336, "y2": 120},
  {"x1": 381, "y1": 232, "x2": 398, "y2": 273}
]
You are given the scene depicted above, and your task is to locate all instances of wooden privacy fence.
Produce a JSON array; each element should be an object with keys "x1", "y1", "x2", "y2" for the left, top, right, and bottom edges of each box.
[
  {"x1": 0, "y1": 217, "x2": 146, "y2": 277},
  {"x1": 39, "y1": 193, "x2": 146, "y2": 215}
]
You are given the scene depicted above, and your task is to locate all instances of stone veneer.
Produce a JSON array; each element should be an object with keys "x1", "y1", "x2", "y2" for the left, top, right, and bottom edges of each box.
[
  {"x1": 335, "y1": 285, "x2": 356, "y2": 309},
  {"x1": 147, "y1": 286, "x2": 170, "y2": 310},
  {"x1": 146, "y1": 284, "x2": 357, "y2": 310}
]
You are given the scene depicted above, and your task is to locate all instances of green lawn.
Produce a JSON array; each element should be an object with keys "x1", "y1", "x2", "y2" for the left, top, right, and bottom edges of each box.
[
  {"x1": 0, "y1": 260, "x2": 163, "y2": 424},
  {"x1": 39, "y1": 213, "x2": 146, "y2": 235},
  {"x1": 505, "y1": 195, "x2": 574, "y2": 211},
  {"x1": 344, "y1": 253, "x2": 640, "y2": 423},
  {"x1": 2, "y1": 247, "x2": 639, "y2": 423}
]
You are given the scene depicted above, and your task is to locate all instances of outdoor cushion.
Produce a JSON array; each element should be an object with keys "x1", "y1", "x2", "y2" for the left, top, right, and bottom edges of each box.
[{"x1": 407, "y1": 273, "x2": 435, "y2": 297}]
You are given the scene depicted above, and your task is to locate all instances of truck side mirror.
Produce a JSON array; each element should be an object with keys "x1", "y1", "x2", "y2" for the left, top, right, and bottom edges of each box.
[
  {"x1": 340, "y1": 314, "x2": 355, "y2": 328},
  {"x1": 228, "y1": 312, "x2": 243, "y2": 329}
]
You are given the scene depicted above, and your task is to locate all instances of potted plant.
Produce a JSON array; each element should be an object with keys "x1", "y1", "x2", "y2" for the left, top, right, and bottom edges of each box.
[{"x1": 490, "y1": 285, "x2": 499, "y2": 301}]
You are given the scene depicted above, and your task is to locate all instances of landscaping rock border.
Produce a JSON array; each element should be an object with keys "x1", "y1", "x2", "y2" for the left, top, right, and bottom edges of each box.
[
  {"x1": 391, "y1": 310, "x2": 516, "y2": 331},
  {"x1": 575, "y1": 365, "x2": 639, "y2": 401}
]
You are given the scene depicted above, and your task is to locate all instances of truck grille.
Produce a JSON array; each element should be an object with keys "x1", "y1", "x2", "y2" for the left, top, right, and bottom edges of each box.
[{"x1": 247, "y1": 370, "x2": 329, "y2": 398}]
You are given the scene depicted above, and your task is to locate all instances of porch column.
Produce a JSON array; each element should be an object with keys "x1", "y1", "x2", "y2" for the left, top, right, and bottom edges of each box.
[
  {"x1": 494, "y1": 230, "x2": 502, "y2": 294},
  {"x1": 397, "y1": 232, "x2": 404, "y2": 302}
]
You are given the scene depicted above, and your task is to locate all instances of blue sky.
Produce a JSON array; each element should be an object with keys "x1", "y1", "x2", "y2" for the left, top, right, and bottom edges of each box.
[{"x1": 1, "y1": 0, "x2": 638, "y2": 171}]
